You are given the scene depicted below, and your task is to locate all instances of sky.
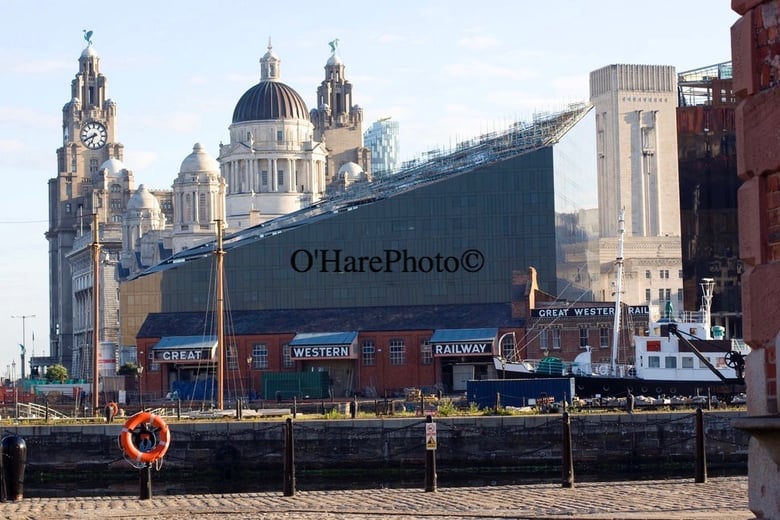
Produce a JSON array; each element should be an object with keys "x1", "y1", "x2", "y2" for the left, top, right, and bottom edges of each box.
[{"x1": 0, "y1": 1, "x2": 739, "y2": 381}]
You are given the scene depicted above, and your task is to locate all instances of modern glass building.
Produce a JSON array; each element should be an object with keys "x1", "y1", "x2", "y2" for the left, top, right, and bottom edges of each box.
[
  {"x1": 122, "y1": 103, "x2": 599, "y2": 398},
  {"x1": 363, "y1": 118, "x2": 400, "y2": 178}
]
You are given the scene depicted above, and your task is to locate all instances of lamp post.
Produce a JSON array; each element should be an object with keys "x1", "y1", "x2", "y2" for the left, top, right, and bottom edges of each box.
[
  {"x1": 246, "y1": 356, "x2": 253, "y2": 401},
  {"x1": 11, "y1": 314, "x2": 35, "y2": 380},
  {"x1": 137, "y1": 365, "x2": 144, "y2": 412}
]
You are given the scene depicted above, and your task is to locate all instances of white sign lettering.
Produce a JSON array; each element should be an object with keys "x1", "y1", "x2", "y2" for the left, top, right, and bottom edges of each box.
[
  {"x1": 433, "y1": 342, "x2": 492, "y2": 356},
  {"x1": 291, "y1": 346, "x2": 350, "y2": 358}
]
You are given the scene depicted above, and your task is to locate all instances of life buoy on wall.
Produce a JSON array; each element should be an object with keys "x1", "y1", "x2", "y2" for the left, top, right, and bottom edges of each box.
[
  {"x1": 118, "y1": 412, "x2": 171, "y2": 465},
  {"x1": 104, "y1": 401, "x2": 119, "y2": 423},
  {"x1": 597, "y1": 365, "x2": 609, "y2": 376}
]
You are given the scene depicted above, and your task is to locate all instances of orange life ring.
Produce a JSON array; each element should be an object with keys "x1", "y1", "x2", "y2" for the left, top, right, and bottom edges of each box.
[
  {"x1": 106, "y1": 402, "x2": 119, "y2": 417},
  {"x1": 118, "y1": 412, "x2": 171, "y2": 464}
]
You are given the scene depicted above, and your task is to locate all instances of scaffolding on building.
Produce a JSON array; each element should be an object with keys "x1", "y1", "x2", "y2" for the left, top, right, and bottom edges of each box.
[
  {"x1": 140, "y1": 102, "x2": 594, "y2": 273},
  {"x1": 678, "y1": 61, "x2": 733, "y2": 107}
]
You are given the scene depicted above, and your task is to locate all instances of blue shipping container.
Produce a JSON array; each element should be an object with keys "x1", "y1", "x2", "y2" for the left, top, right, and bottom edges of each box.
[{"x1": 467, "y1": 378, "x2": 575, "y2": 408}]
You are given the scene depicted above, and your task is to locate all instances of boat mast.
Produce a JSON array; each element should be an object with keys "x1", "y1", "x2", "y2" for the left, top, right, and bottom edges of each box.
[
  {"x1": 91, "y1": 214, "x2": 101, "y2": 416},
  {"x1": 700, "y1": 277, "x2": 715, "y2": 335},
  {"x1": 215, "y1": 220, "x2": 225, "y2": 410},
  {"x1": 611, "y1": 208, "x2": 625, "y2": 376}
]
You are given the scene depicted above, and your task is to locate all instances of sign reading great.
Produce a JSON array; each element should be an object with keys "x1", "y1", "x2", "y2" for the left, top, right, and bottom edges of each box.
[{"x1": 531, "y1": 305, "x2": 650, "y2": 318}]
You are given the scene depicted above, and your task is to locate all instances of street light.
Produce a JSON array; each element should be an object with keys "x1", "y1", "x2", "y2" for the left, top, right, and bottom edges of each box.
[
  {"x1": 246, "y1": 356, "x2": 253, "y2": 401},
  {"x1": 11, "y1": 314, "x2": 35, "y2": 380},
  {"x1": 137, "y1": 365, "x2": 144, "y2": 412}
]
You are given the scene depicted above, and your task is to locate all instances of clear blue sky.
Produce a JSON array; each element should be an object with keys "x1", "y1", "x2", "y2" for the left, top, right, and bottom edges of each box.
[{"x1": 0, "y1": 1, "x2": 738, "y2": 379}]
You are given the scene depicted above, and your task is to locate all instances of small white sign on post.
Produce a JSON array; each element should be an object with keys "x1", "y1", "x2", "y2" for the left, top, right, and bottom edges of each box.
[{"x1": 425, "y1": 422, "x2": 437, "y2": 450}]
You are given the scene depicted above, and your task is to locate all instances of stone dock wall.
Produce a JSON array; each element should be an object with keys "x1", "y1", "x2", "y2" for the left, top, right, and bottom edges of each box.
[{"x1": 8, "y1": 410, "x2": 748, "y2": 493}]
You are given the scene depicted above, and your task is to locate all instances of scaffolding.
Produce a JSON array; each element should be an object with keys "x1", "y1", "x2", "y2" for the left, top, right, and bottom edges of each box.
[
  {"x1": 141, "y1": 102, "x2": 594, "y2": 273},
  {"x1": 678, "y1": 62, "x2": 733, "y2": 107}
]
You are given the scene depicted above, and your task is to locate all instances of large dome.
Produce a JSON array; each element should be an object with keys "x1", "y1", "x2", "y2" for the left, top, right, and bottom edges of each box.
[{"x1": 232, "y1": 81, "x2": 309, "y2": 123}]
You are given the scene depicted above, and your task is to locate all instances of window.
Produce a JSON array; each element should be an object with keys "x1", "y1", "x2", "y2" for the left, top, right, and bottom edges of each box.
[
  {"x1": 227, "y1": 345, "x2": 238, "y2": 370},
  {"x1": 362, "y1": 340, "x2": 375, "y2": 366},
  {"x1": 89, "y1": 158, "x2": 99, "y2": 174},
  {"x1": 579, "y1": 327, "x2": 589, "y2": 348},
  {"x1": 646, "y1": 288, "x2": 651, "y2": 301},
  {"x1": 660, "y1": 269, "x2": 670, "y2": 279},
  {"x1": 389, "y1": 339, "x2": 405, "y2": 365},
  {"x1": 277, "y1": 170, "x2": 284, "y2": 186},
  {"x1": 252, "y1": 343, "x2": 269, "y2": 369},
  {"x1": 198, "y1": 193, "x2": 207, "y2": 222},
  {"x1": 645, "y1": 270, "x2": 651, "y2": 279},
  {"x1": 664, "y1": 356, "x2": 677, "y2": 369},
  {"x1": 261, "y1": 170, "x2": 268, "y2": 185},
  {"x1": 282, "y1": 344, "x2": 293, "y2": 368},
  {"x1": 665, "y1": 288, "x2": 671, "y2": 301},
  {"x1": 110, "y1": 198, "x2": 122, "y2": 210},
  {"x1": 277, "y1": 130, "x2": 283, "y2": 142},
  {"x1": 599, "y1": 327, "x2": 610, "y2": 348},
  {"x1": 678, "y1": 270, "x2": 683, "y2": 278},
  {"x1": 539, "y1": 329, "x2": 548, "y2": 351},
  {"x1": 65, "y1": 203, "x2": 72, "y2": 214},
  {"x1": 681, "y1": 357, "x2": 694, "y2": 369},
  {"x1": 421, "y1": 340, "x2": 432, "y2": 365},
  {"x1": 677, "y1": 290, "x2": 683, "y2": 303},
  {"x1": 552, "y1": 329, "x2": 561, "y2": 350},
  {"x1": 648, "y1": 356, "x2": 660, "y2": 368},
  {"x1": 501, "y1": 334, "x2": 515, "y2": 359},
  {"x1": 658, "y1": 288, "x2": 665, "y2": 302}
]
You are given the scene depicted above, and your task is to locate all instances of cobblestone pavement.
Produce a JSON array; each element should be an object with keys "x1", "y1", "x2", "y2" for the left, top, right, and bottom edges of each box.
[{"x1": 0, "y1": 476, "x2": 752, "y2": 520}]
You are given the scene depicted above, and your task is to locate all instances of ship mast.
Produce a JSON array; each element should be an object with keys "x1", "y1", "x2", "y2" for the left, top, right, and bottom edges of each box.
[
  {"x1": 611, "y1": 208, "x2": 625, "y2": 376},
  {"x1": 91, "y1": 214, "x2": 101, "y2": 416},
  {"x1": 215, "y1": 220, "x2": 225, "y2": 410}
]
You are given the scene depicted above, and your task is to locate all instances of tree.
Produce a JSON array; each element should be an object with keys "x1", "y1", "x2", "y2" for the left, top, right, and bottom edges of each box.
[{"x1": 46, "y1": 364, "x2": 68, "y2": 384}]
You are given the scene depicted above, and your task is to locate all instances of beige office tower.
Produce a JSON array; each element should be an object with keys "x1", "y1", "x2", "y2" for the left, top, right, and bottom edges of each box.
[{"x1": 590, "y1": 65, "x2": 684, "y2": 320}]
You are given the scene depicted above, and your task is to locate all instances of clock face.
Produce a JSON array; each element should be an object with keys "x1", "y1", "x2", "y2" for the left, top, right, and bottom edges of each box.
[{"x1": 80, "y1": 121, "x2": 107, "y2": 149}]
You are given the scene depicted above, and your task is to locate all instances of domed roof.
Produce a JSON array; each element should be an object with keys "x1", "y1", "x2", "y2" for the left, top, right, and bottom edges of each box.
[
  {"x1": 180, "y1": 143, "x2": 219, "y2": 173},
  {"x1": 327, "y1": 52, "x2": 343, "y2": 66},
  {"x1": 339, "y1": 161, "x2": 367, "y2": 183},
  {"x1": 127, "y1": 184, "x2": 161, "y2": 212},
  {"x1": 99, "y1": 158, "x2": 127, "y2": 177},
  {"x1": 81, "y1": 45, "x2": 98, "y2": 59},
  {"x1": 232, "y1": 81, "x2": 309, "y2": 123}
]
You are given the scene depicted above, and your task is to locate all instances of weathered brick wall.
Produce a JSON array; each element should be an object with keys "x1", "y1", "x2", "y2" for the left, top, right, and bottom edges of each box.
[{"x1": 732, "y1": 0, "x2": 780, "y2": 516}]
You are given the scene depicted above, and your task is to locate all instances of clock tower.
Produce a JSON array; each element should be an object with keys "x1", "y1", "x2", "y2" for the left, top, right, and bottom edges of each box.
[{"x1": 46, "y1": 34, "x2": 131, "y2": 376}]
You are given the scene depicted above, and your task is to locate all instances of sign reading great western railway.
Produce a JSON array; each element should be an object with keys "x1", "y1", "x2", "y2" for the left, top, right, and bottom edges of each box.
[
  {"x1": 531, "y1": 305, "x2": 650, "y2": 318},
  {"x1": 433, "y1": 342, "x2": 493, "y2": 356}
]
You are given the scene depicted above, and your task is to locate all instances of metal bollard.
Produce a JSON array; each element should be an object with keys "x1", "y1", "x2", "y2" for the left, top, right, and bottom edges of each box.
[
  {"x1": 695, "y1": 407, "x2": 707, "y2": 483},
  {"x1": 424, "y1": 415, "x2": 437, "y2": 492},
  {"x1": 1, "y1": 435, "x2": 27, "y2": 501}
]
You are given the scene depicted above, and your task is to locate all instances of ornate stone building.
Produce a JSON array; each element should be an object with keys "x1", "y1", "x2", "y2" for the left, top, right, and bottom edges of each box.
[
  {"x1": 310, "y1": 40, "x2": 371, "y2": 189},
  {"x1": 218, "y1": 41, "x2": 327, "y2": 228}
]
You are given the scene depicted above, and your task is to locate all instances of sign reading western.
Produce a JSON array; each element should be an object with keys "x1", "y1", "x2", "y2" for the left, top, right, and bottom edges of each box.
[
  {"x1": 433, "y1": 342, "x2": 492, "y2": 356},
  {"x1": 154, "y1": 349, "x2": 213, "y2": 363},
  {"x1": 291, "y1": 345, "x2": 353, "y2": 359},
  {"x1": 531, "y1": 305, "x2": 650, "y2": 318}
]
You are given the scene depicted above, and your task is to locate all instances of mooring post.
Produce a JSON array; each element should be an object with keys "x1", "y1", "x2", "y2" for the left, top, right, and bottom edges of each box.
[
  {"x1": 424, "y1": 414, "x2": 437, "y2": 492},
  {"x1": 139, "y1": 463, "x2": 152, "y2": 500},
  {"x1": 561, "y1": 411, "x2": 574, "y2": 488},
  {"x1": 176, "y1": 399, "x2": 181, "y2": 420},
  {"x1": 695, "y1": 407, "x2": 707, "y2": 483},
  {"x1": 351, "y1": 395, "x2": 358, "y2": 419},
  {"x1": 495, "y1": 392, "x2": 501, "y2": 414},
  {"x1": 283, "y1": 417, "x2": 296, "y2": 496}
]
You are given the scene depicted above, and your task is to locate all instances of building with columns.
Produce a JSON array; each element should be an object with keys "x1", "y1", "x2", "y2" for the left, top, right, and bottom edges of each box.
[
  {"x1": 310, "y1": 40, "x2": 371, "y2": 188},
  {"x1": 218, "y1": 41, "x2": 327, "y2": 229}
]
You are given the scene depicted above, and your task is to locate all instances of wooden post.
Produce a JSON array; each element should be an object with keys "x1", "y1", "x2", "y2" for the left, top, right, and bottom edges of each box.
[
  {"x1": 562, "y1": 411, "x2": 574, "y2": 488},
  {"x1": 283, "y1": 418, "x2": 296, "y2": 496},
  {"x1": 695, "y1": 407, "x2": 707, "y2": 483}
]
